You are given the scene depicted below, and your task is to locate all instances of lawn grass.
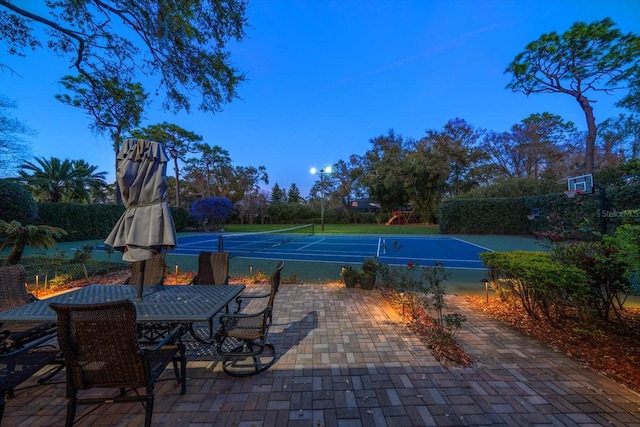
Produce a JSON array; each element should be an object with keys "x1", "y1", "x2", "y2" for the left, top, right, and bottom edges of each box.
[{"x1": 222, "y1": 223, "x2": 440, "y2": 235}]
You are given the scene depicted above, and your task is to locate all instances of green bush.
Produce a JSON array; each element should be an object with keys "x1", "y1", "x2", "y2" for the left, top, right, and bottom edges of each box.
[
  {"x1": 480, "y1": 251, "x2": 589, "y2": 322},
  {"x1": 0, "y1": 179, "x2": 38, "y2": 224}
]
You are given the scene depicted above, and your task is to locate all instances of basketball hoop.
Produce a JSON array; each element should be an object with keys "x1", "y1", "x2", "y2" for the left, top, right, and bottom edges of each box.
[{"x1": 564, "y1": 189, "x2": 583, "y2": 198}]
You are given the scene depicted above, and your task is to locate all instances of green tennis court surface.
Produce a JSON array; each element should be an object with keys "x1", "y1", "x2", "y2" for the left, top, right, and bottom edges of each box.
[
  {"x1": 174, "y1": 232, "x2": 490, "y2": 270},
  {"x1": 165, "y1": 230, "x2": 546, "y2": 294},
  {"x1": 47, "y1": 230, "x2": 545, "y2": 295}
]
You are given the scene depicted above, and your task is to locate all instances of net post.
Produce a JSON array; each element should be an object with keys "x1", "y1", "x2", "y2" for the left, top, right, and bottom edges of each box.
[{"x1": 218, "y1": 234, "x2": 223, "y2": 252}]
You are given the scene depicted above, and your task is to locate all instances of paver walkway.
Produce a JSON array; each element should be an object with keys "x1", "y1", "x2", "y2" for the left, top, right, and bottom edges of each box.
[{"x1": 4, "y1": 283, "x2": 640, "y2": 426}]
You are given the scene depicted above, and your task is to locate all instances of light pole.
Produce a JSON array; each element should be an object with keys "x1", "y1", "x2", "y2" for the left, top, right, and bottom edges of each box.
[{"x1": 310, "y1": 166, "x2": 332, "y2": 232}]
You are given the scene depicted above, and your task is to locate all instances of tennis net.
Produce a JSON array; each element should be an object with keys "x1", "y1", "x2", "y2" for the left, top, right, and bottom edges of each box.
[{"x1": 218, "y1": 224, "x2": 315, "y2": 255}]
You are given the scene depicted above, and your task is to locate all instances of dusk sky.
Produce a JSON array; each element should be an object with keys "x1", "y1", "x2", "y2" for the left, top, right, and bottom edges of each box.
[{"x1": 2, "y1": 0, "x2": 639, "y2": 196}]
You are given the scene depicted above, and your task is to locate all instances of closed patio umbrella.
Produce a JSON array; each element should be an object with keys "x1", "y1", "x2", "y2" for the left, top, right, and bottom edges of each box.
[{"x1": 105, "y1": 139, "x2": 177, "y2": 296}]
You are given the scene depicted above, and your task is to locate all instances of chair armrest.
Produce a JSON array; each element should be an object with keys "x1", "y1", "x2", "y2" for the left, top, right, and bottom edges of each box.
[
  {"x1": 1, "y1": 322, "x2": 57, "y2": 352},
  {"x1": 1, "y1": 330, "x2": 58, "y2": 358},
  {"x1": 220, "y1": 308, "x2": 269, "y2": 322},
  {"x1": 234, "y1": 291, "x2": 270, "y2": 312},
  {"x1": 237, "y1": 292, "x2": 270, "y2": 301}
]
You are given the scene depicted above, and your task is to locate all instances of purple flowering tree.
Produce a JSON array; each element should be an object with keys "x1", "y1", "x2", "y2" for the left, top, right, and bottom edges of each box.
[{"x1": 190, "y1": 197, "x2": 233, "y2": 231}]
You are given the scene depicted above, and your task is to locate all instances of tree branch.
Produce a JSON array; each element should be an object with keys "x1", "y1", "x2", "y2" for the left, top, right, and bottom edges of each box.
[{"x1": 0, "y1": 0, "x2": 87, "y2": 72}]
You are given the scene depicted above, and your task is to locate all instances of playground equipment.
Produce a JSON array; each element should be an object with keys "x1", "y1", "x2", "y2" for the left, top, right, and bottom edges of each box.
[{"x1": 386, "y1": 209, "x2": 418, "y2": 225}]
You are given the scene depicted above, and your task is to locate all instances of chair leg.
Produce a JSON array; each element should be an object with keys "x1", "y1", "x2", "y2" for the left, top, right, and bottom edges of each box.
[
  {"x1": 180, "y1": 344, "x2": 187, "y2": 395},
  {"x1": 0, "y1": 396, "x2": 5, "y2": 426},
  {"x1": 65, "y1": 398, "x2": 76, "y2": 427},
  {"x1": 144, "y1": 393, "x2": 154, "y2": 427}
]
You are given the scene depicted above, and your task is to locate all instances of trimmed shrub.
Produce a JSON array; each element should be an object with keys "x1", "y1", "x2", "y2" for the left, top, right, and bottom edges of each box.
[
  {"x1": 439, "y1": 197, "x2": 530, "y2": 234},
  {"x1": 440, "y1": 183, "x2": 640, "y2": 237},
  {"x1": 36, "y1": 203, "x2": 125, "y2": 241},
  {"x1": 480, "y1": 251, "x2": 589, "y2": 322}
]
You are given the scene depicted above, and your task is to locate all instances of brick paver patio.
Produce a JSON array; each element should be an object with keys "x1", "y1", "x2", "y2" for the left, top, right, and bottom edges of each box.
[{"x1": 4, "y1": 283, "x2": 640, "y2": 426}]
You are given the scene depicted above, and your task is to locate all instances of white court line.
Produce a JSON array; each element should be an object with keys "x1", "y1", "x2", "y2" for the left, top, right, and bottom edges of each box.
[
  {"x1": 297, "y1": 238, "x2": 327, "y2": 251},
  {"x1": 450, "y1": 236, "x2": 494, "y2": 252},
  {"x1": 179, "y1": 238, "x2": 219, "y2": 247}
]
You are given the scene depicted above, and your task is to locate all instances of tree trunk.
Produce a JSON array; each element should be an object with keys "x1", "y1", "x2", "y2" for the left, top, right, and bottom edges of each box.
[
  {"x1": 173, "y1": 156, "x2": 181, "y2": 207},
  {"x1": 7, "y1": 243, "x2": 24, "y2": 265},
  {"x1": 578, "y1": 94, "x2": 597, "y2": 174}
]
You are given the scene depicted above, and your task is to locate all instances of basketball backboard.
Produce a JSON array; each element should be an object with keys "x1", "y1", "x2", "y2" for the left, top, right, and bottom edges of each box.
[{"x1": 567, "y1": 174, "x2": 594, "y2": 194}]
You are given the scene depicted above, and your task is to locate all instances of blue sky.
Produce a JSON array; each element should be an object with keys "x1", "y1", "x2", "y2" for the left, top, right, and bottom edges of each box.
[{"x1": 2, "y1": 0, "x2": 639, "y2": 196}]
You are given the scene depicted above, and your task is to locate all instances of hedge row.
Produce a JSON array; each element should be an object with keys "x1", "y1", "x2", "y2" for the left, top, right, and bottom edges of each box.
[
  {"x1": 440, "y1": 183, "x2": 640, "y2": 236},
  {"x1": 36, "y1": 203, "x2": 189, "y2": 242}
]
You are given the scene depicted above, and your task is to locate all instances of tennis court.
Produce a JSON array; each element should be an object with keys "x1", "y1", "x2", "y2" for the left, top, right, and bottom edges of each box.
[
  {"x1": 164, "y1": 225, "x2": 551, "y2": 293},
  {"x1": 172, "y1": 225, "x2": 489, "y2": 270}
]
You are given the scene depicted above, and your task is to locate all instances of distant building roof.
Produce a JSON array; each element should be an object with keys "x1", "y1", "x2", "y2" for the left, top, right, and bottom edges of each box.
[{"x1": 350, "y1": 199, "x2": 381, "y2": 211}]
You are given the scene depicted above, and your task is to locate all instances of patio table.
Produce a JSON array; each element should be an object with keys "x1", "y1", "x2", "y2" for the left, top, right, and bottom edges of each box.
[{"x1": 0, "y1": 284, "x2": 245, "y2": 326}]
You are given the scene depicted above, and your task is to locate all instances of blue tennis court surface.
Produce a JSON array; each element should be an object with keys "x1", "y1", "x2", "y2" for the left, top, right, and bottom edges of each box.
[{"x1": 173, "y1": 234, "x2": 490, "y2": 270}]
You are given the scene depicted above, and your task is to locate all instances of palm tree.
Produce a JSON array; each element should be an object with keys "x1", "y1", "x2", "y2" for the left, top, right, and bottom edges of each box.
[
  {"x1": 70, "y1": 160, "x2": 108, "y2": 203},
  {"x1": 0, "y1": 220, "x2": 67, "y2": 265},
  {"x1": 18, "y1": 156, "x2": 108, "y2": 203}
]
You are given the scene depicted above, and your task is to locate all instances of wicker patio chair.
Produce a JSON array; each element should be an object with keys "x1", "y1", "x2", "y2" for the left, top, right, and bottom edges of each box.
[
  {"x1": 0, "y1": 264, "x2": 58, "y2": 362},
  {"x1": 188, "y1": 252, "x2": 230, "y2": 343},
  {"x1": 214, "y1": 261, "x2": 284, "y2": 377},
  {"x1": 0, "y1": 264, "x2": 37, "y2": 312},
  {"x1": 189, "y1": 251, "x2": 230, "y2": 285},
  {"x1": 125, "y1": 252, "x2": 166, "y2": 287},
  {"x1": 50, "y1": 300, "x2": 186, "y2": 427}
]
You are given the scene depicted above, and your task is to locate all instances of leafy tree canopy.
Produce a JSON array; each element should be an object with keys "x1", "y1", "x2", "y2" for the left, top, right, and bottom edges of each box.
[
  {"x1": 0, "y1": 220, "x2": 66, "y2": 265},
  {"x1": 190, "y1": 196, "x2": 233, "y2": 226},
  {"x1": 0, "y1": 95, "x2": 33, "y2": 177},
  {"x1": 56, "y1": 74, "x2": 149, "y2": 152},
  {"x1": 0, "y1": 0, "x2": 248, "y2": 113},
  {"x1": 270, "y1": 183, "x2": 286, "y2": 204},
  {"x1": 18, "y1": 156, "x2": 108, "y2": 203},
  {"x1": 287, "y1": 183, "x2": 303, "y2": 204},
  {"x1": 505, "y1": 17, "x2": 640, "y2": 174},
  {"x1": 131, "y1": 122, "x2": 203, "y2": 207}
]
